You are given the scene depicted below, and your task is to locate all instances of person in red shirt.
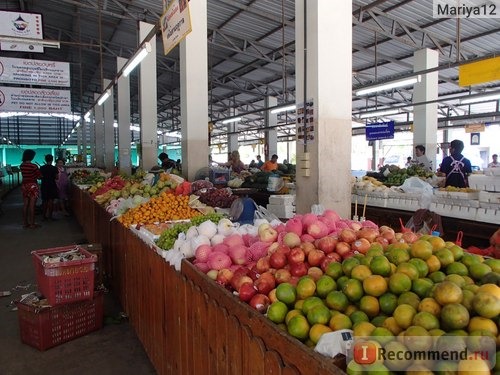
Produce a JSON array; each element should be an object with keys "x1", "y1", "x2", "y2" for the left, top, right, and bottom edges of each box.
[
  {"x1": 261, "y1": 154, "x2": 279, "y2": 172},
  {"x1": 20, "y1": 149, "x2": 42, "y2": 229}
]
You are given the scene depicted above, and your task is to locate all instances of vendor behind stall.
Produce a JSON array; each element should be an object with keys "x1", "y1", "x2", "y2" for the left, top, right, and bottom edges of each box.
[{"x1": 261, "y1": 154, "x2": 279, "y2": 172}]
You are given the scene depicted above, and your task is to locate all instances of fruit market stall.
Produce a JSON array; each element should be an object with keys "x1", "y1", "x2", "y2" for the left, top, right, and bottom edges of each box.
[{"x1": 70, "y1": 171, "x2": 500, "y2": 375}]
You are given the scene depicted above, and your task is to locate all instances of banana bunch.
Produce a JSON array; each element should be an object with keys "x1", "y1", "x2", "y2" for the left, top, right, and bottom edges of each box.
[{"x1": 363, "y1": 175, "x2": 384, "y2": 186}]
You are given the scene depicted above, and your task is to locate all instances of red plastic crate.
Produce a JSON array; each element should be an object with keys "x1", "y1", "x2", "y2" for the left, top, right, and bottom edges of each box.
[
  {"x1": 16, "y1": 291, "x2": 104, "y2": 351},
  {"x1": 32, "y1": 245, "x2": 97, "y2": 305}
]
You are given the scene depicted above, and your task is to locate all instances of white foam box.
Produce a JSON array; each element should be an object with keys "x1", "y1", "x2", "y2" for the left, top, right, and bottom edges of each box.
[
  {"x1": 479, "y1": 191, "x2": 500, "y2": 203},
  {"x1": 268, "y1": 194, "x2": 296, "y2": 205},
  {"x1": 475, "y1": 208, "x2": 500, "y2": 225},
  {"x1": 266, "y1": 204, "x2": 295, "y2": 219}
]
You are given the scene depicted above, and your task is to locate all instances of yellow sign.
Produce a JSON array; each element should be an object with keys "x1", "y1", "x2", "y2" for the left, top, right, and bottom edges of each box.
[
  {"x1": 459, "y1": 57, "x2": 500, "y2": 86},
  {"x1": 160, "y1": 0, "x2": 192, "y2": 56},
  {"x1": 465, "y1": 123, "x2": 485, "y2": 133}
]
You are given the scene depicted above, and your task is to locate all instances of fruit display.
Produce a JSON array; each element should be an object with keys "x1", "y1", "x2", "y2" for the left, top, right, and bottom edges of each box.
[
  {"x1": 70, "y1": 169, "x2": 105, "y2": 185},
  {"x1": 182, "y1": 209, "x2": 500, "y2": 372},
  {"x1": 117, "y1": 192, "x2": 202, "y2": 226},
  {"x1": 383, "y1": 165, "x2": 434, "y2": 187},
  {"x1": 195, "y1": 187, "x2": 238, "y2": 208},
  {"x1": 439, "y1": 186, "x2": 479, "y2": 193}
]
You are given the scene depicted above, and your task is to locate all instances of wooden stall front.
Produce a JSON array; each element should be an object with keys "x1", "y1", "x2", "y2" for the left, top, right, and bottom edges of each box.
[{"x1": 70, "y1": 185, "x2": 346, "y2": 375}]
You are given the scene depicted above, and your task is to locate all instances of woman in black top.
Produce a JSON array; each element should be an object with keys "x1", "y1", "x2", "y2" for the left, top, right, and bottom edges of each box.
[{"x1": 40, "y1": 154, "x2": 59, "y2": 220}]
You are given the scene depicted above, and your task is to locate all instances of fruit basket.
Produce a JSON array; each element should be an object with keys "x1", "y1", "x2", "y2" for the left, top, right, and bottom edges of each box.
[
  {"x1": 32, "y1": 245, "x2": 97, "y2": 306},
  {"x1": 16, "y1": 291, "x2": 104, "y2": 351}
]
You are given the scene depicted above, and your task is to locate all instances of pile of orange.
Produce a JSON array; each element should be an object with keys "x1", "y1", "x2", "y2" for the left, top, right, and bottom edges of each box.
[{"x1": 118, "y1": 192, "x2": 201, "y2": 226}]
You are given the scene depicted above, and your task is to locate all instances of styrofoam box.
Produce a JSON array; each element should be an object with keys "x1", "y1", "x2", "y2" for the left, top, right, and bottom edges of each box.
[
  {"x1": 266, "y1": 204, "x2": 295, "y2": 219},
  {"x1": 479, "y1": 191, "x2": 500, "y2": 203},
  {"x1": 475, "y1": 208, "x2": 500, "y2": 225},
  {"x1": 268, "y1": 194, "x2": 296, "y2": 205}
]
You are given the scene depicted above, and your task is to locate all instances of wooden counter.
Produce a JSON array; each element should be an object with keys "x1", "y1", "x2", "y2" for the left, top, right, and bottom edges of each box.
[
  {"x1": 353, "y1": 204, "x2": 497, "y2": 248},
  {"x1": 70, "y1": 185, "x2": 346, "y2": 375}
]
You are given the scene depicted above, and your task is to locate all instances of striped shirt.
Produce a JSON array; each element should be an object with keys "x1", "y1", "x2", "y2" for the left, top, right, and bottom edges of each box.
[{"x1": 20, "y1": 162, "x2": 42, "y2": 184}]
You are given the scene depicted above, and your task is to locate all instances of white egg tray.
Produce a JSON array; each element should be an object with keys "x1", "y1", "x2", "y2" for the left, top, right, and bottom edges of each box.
[
  {"x1": 429, "y1": 203, "x2": 478, "y2": 221},
  {"x1": 431, "y1": 195, "x2": 480, "y2": 208},
  {"x1": 475, "y1": 207, "x2": 500, "y2": 225}
]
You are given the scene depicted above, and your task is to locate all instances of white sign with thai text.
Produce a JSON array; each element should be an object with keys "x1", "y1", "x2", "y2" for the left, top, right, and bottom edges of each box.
[
  {"x1": 160, "y1": 0, "x2": 192, "y2": 55},
  {"x1": 0, "y1": 57, "x2": 70, "y2": 87},
  {"x1": 0, "y1": 86, "x2": 71, "y2": 114}
]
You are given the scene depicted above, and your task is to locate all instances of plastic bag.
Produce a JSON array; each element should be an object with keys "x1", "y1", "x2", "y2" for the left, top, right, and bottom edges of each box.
[
  {"x1": 311, "y1": 204, "x2": 325, "y2": 215},
  {"x1": 254, "y1": 205, "x2": 281, "y2": 223},
  {"x1": 314, "y1": 329, "x2": 353, "y2": 358},
  {"x1": 400, "y1": 176, "x2": 434, "y2": 209}
]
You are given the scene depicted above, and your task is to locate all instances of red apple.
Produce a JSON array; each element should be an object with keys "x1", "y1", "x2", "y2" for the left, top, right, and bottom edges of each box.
[
  {"x1": 238, "y1": 282, "x2": 257, "y2": 302},
  {"x1": 301, "y1": 241, "x2": 316, "y2": 256},
  {"x1": 357, "y1": 227, "x2": 379, "y2": 243},
  {"x1": 375, "y1": 236, "x2": 390, "y2": 249},
  {"x1": 290, "y1": 262, "x2": 308, "y2": 277},
  {"x1": 268, "y1": 288, "x2": 278, "y2": 303},
  {"x1": 288, "y1": 247, "x2": 305, "y2": 265},
  {"x1": 276, "y1": 245, "x2": 291, "y2": 256},
  {"x1": 216, "y1": 268, "x2": 234, "y2": 286},
  {"x1": 326, "y1": 252, "x2": 342, "y2": 262},
  {"x1": 255, "y1": 272, "x2": 276, "y2": 295},
  {"x1": 247, "y1": 266, "x2": 260, "y2": 281},
  {"x1": 283, "y1": 232, "x2": 301, "y2": 248},
  {"x1": 316, "y1": 236, "x2": 338, "y2": 254},
  {"x1": 342, "y1": 251, "x2": 356, "y2": 260},
  {"x1": 249, "y1": 293, "x2": 271, "y2": 313},
  {"x1": 255, "y1": 256, "x2": 271, "y2": 273},
  {"x1": 381, "y1": 227, "x2": 396, "y2": 242},
  {"x1": 267, "y1": 242, "x2": 280, "y2": 254},
  {"x1": 402, "y1": 231, "x2": 419, "y2": 244},
  {"x1": 307, "y1": 266, "x2": 324, "y2": 281},
  {"x1": 258, "y1": 224, "x2": 278, "y2": 242},
  {"x1": 269, "y1": 251, "x2": 287, "y2": 269},
  {"x1": 289, "y1": 276, "x2": 300, "y2": 286},
  {"x1": 231, "y1": 274, "x2": 253, "y2": 291},
  {"x1": 307, "y1": 249, "x2": 326, "y2": 267},
  {"x1": 274, "y1": 268, "x2": 292, "y2": 284},
  {"x1": 340, "y1": 228, "x2": 357, "y2": 243},
  {"x1": 335, "y1": 241, "x2": 352, "y2": 257},
  {"x1": 351, "y1": 238, "x2": 371, "y2": 254}
]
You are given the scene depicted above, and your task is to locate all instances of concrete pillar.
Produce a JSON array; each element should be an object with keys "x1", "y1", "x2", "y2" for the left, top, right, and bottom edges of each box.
[
  {"x1": 77, "y1": 126, "x2": 82, "y2": 156},
  {"x1": 117, "y1": 56, "x2": 131, "y2": 175},
  {"x1": 94, "y1": 93, "x2": 104, "y2": 168},
  {"x1": 264, "y1": 96, "x2": 278, "y2": 160},
  {"x1": 227, "y1": 111, "x2": 239, "y2": 153},
  {"x1": 139, "y1": 21, "x2": 157, "y2": 171},
  {"x1": 180, "y1": 0, "x2": 209, "y2": 181},
  {"x1": 88, "y1": 109, "x2": 95, "y2": 166},
  {"x1": 413, "y1": 48, "x2": 439, "y2": 171},
  {"x1": 103, "y1": 79, "x2": 115, "y2": 171},
  {"x1": 295, "y1": 0, "x2": 352, "y2": 218}
]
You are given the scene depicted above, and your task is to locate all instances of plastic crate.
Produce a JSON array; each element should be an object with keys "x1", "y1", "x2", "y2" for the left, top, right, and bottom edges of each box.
[
  {"x1": 32, "y1": 245, "x2": 97, "y2": 306},
  {"x1": 16, "y1": 291, "x2": 104, "y2": 351}
]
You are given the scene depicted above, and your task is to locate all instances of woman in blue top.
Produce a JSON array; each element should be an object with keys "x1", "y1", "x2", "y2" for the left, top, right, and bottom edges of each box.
[{"x1": 439, "y1": 139, "x2": 472, "y2": 188}]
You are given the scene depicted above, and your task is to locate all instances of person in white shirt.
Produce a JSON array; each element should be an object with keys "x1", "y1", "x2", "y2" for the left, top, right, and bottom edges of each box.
[
  {"x1": 415, "y1": 145, "x2": 432, "y2": 171},
  {"x1": 488, "y1": 154, "x2": 499, "y2": 168}
]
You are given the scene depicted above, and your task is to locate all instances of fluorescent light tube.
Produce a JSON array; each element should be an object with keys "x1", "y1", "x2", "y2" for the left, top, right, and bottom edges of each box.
[
  {"x1": 460, "y1": 93, "x2": 500, "y2": 104},
  {"x1": 84, "y1": 111, "x2": 91, "y2": 121},
  {"x1": 222, "y1": 117, "x2": 242, "y2": 124},
  {"x1": 356, "y1": 75, "x2": 421, "y2": 96},
  {"x1": 359, "y1": 109, "x2": 400, "y2": 119},
  {"x1": 271, "y1": 104, "x2": 296, "y2": 114},
  {"x1": 123, "y1": 42, "x2": 152, "y2": 77},
  {"x1": 97, "y1": 90, "x2": 111, "y2": 106},
  {"x1": 0, "y1": 35, "x2": 60, "y2": 48}
]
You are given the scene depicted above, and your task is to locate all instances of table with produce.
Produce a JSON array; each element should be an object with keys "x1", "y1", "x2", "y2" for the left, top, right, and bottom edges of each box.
[{"x1": 70, "y1": 169, "x2": 500, "y2": 375}]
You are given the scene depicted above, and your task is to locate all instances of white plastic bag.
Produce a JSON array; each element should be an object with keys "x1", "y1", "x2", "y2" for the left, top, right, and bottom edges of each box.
[
  {"x1": 314, "y1": 329, "x2": 353, "y2": 358},
  {"x1": 400, "y1": 176, "x2": 434, "y2": 209},
  {"x1": 311, "y1": 204, "x2": 325, "y2": 215}
]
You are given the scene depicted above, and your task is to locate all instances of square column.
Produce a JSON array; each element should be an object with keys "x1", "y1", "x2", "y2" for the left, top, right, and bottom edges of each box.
[
  {"x1": 413, "y1": 48, "x2": 439, "y2": 171},
  {"x1": 88, "y1": 109, "x2": 95, "y2": 166},
  {"x1": 264, "y1": 96, "x2": 278, "y2": 159},
  {"x1": 117, "y1": 56, "x2": 132, "y2": 175},
  {"x1": 295, "y1": 0, "x2": 352, "y2": 217},
  {"x1": 103, "y1": 79, "x2": 115, "y2": 171},
  {"x1": 139, "y1": 22, "x2": 158, "y2": 170},
  {"x1": 94, "y1": 93, "x2": 105, "y2": 168},
  {"x1": 81, "y1": 113, "x2": 87, "y2": 165},
  {"x1": 180, "y1": 0, "x2": 209, "y2": 181}
]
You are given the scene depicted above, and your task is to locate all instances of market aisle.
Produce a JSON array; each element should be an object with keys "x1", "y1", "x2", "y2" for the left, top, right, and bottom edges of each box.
[{"x1": 0, "y1": 188, "x2": 156, "y2": 375}]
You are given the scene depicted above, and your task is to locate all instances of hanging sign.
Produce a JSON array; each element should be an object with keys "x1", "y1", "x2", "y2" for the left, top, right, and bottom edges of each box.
[
  {"x1": 0, "y1": 86, "x2": 71, "y2": 114},
  {"x1": 459, "y1": 56, "x2": 500, "y2": 86},
  {"x1": 0, "y1": 10, "x2": 44, "y2": 53},
  {"x1": 0, "y1": 57, "x2": 70, "y2": 87},
  {"x1": 296, "y1": 100, "x2": 315, "y2": 144},
  {"x1": 465, "y1": 123, "x2": 485, "y2": 133},
  {"x1": 160, "y1": 0, "x2": 192, "y2": 56},
  {"x1": 365, "y1": 121, "x2": 395, "y2": 141}
]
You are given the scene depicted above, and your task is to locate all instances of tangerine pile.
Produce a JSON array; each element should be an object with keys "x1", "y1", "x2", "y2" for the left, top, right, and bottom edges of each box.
[{"x1": 117, "y1": 192, "x2": 201, "y2": 226}]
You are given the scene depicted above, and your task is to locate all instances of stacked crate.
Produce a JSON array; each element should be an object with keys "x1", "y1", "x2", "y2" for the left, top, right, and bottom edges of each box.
[
  {"x1": 16, "y1": 245, "x2": 103, "y2": 351},
  {"x1": 266, "y1": 194, "x2": 296, "y2": 219}
]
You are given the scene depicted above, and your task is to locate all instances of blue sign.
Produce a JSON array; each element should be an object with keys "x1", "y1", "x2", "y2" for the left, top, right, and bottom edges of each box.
[{"x1": 365, "y1": 121, "x2": 395, "y2": 141}]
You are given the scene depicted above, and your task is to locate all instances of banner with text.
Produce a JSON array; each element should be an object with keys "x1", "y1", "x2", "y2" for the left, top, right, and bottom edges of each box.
[
  {"x1": 0, "y1": 57, "x2": 70, "y2": 87},
  {"x1": 0, "y1": 86, "x2": 71, "y2": 114},
  {"x1": 0, "y1": 10, "x2": 44, "y2": 52},
  {"x1": 160, "y1": 0, "x2": 192, "y2": 55},
  {"x1": 365, "y1": 121, "x2": 395, "y2": 141}
]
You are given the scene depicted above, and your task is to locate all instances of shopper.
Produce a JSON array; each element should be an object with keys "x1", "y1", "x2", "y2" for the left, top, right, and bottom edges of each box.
[
  {"x1": 439, "y1": 139, "x2": 472, "y2": 188},
  {"x1": 55, "y1": 158, "x2": 70, "y2": 216},
  {"x1": 255, "y1": 155, "x2": 264, "y2": 168},
  {"x1": 158, "y1": 152, "x2": 176, "y2": 171},
  {"x1": 20, "y1": 149, "x2": 42, "y2": 229},
  {"x1": 488, "y1": 154, "x2": 499, "y2": 168},
  {"x1": 261, "y1": 154, "x2": 279, "y2": 172},
  {"x1": 415, "y1": 145, "x2": 432, "y2": 171},
  {"x1": 40, "y1": 154, "x2": 59, "y2": 221},
  {"x1": 224, "y1": 150, "x2": 246, "y2": 173},
  {"x1": 405, "y1": 156, "x2": 412, "y2": 168}
]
